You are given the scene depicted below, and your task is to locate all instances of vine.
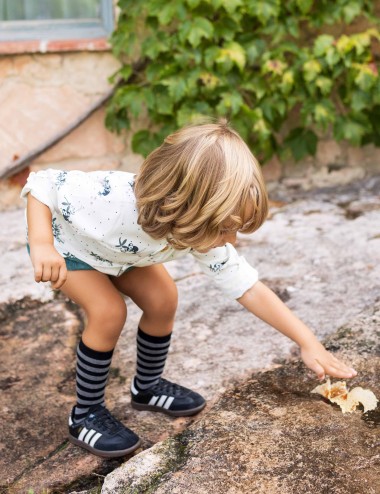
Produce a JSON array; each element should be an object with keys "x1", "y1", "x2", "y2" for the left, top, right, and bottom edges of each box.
[{"x1": 107, "y1": 0, "x2": 380, "y2": 162}]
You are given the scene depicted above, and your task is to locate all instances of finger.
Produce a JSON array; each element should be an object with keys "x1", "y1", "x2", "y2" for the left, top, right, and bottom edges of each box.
[
  {"x1": 51, "y1": 265, "x2": 60, "y2": 283},
  {"x1": 329, "y1": 358, "x2": 357, "y2": 372},
  {"x1": 321, "y1": 354, "x2": 357, "y2": 377},
  {"x1": 325, "y1": 366, "x2": 357, "y2": 379},
  {"x1": 309, "y1": 359, "x2": 326, "y2": 381},
  {"x1": 34, "y1": 263, "x2": 43, "y2": 283},
  {"x1": 51, "y1": 264, "x2": 67, "y2": 290},
  {"x1": 41, "y1": 265, "x2": 52, "y2": 282}
]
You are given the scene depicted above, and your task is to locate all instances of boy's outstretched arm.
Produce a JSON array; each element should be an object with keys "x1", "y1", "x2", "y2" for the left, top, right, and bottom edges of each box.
[
  {"x1": 27, "y1": 193, "x2": 67, "y2": 289},
  {"x1": 237, "y1": 281, "x2": 357, "y2": 380}
]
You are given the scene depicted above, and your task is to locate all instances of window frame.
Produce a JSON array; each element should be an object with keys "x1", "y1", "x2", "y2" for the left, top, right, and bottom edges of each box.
[{"x1": 0, "y1": 0, "x2": 114, "y2": 42}]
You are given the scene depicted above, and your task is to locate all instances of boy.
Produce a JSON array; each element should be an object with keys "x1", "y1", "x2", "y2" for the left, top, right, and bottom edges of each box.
[{"x1": 22, "y1": 120, "x2": 357, "y2": 458}]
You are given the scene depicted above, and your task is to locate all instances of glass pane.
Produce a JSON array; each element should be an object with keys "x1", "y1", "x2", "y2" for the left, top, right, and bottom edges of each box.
[{"x1": 0, "y1": 0, "x2": 101, "y2": 21}]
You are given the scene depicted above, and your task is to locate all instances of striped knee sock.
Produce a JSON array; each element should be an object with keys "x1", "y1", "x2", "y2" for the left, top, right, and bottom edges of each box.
[
  {"x1": 73, "y1": 339, "x2": 114, "y2": 423},
  {"x1": 135, "y1": 327, "x2": 171, "y2": 391}
]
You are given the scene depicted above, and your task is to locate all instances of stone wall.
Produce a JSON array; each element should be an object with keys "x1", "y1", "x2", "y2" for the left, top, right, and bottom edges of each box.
[
  {"x1": 0, "y1": 51, "x2": 127, "y2": 172},
  {"x1": 263, "y1": 141, "x2": 380, "y2": 191}
]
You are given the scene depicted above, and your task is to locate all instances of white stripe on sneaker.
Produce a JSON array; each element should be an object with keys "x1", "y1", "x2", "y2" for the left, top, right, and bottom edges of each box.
[
  {"x1": 78, "y1": 427, "x2": 89, "y2": 441},
  {"x1": 89, "y1": 432, "x2": 102, "y2": 447},
  {"x1": 131, "y1": 379, "x2": 139, "y2": 395},
  {"x1": 84, "y1": 429, "x2": 97, "y2": 444},
  {"x1": 163, "y1": 396, "x2": 175, "y2": 410},
  {"x1": 148, "y1": 395, "x2": 159, "y2": 406},
  {"x1": 156, "y1": 395, "x2": 168, "y2": 407}
]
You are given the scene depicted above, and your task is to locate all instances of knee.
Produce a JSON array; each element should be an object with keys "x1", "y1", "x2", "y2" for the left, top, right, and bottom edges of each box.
[
  {"x1": 86, "y1": 296, "x2": 127, "y2": 332},
  {"x1": 144, "y1": 283, "x2": 178, "y2": 321}
]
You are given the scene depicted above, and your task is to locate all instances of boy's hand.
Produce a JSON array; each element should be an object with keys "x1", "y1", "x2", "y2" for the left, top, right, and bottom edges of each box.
[
  {"x1": 301, "y1": 342, "x2": 357, "y2": 381},
  {"x1": 30, "y1": 243, "x2": 67, "y2": 290}
]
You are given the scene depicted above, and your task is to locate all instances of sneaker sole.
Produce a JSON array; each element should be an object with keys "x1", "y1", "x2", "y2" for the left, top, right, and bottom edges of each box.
[
  {"x1": 69, "y1": 435, "x2": 141, "y2": 458},
  {"x1": 131, "y1": 400, "x2": 206, "y2": 417}
]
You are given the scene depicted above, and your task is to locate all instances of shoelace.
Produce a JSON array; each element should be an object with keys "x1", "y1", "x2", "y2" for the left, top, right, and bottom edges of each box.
[
  {"x1": 151, "y1": 378, "x2": 185, "y2": 397},
  {"x1": 88, "y1": 408, "x2": 124, "y2": 434}
]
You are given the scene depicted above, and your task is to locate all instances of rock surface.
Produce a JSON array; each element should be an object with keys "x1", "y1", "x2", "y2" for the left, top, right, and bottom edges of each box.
[
  {"x1": 0, "y1": 176, "x2": 379, "y2": 493},
  {"x1": 102, "y1": 303, "x2": 380, "y2": 494}
]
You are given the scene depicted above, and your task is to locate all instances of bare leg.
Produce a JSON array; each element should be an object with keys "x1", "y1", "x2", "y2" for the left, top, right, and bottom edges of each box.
[
  {"x1": 60, "y1": 270, "x2": 127, "y2": 351},
  {"x1": 59, "y1": 270, "x2": 141, "y2": 458},
  {"x1": 111, "y1": 264, "x2": 206, "y2": 416},
  {"x1": 110, "y1": 264, "x2": 178, "y2": 337}
]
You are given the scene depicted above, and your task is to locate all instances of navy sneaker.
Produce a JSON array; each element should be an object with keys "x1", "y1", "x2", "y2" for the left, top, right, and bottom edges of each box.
[
  {"x1": 68, "y1": 404, "x2": 141, "y2": 458},
  {"x1": 130, "y1": 377, "x2": 206, "y2": 417}
]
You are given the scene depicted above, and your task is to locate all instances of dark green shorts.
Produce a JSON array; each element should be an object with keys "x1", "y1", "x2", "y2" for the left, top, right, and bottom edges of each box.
[
  {"x1": 27, "y1": 244, "x2": 95, "y2": 271},
  {"x1": 26, "y1": 244, "x2": 135, "y2": 274}
]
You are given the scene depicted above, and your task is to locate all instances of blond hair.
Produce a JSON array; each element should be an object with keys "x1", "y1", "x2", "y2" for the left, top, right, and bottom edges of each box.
[{"x1": 135, "y1": 119, "x2": 268, "y2": 250}]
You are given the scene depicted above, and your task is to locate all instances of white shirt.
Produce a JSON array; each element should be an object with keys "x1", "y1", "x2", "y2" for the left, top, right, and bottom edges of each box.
[{"x1": 21, "y1": 169, "x2": 259, "y2": 299}]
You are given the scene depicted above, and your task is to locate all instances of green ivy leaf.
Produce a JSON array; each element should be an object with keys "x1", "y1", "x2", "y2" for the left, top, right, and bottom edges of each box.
[
  {"x1": 325, "y1": 47, "x2": 340, "y2": 68},
  {"x1": 146, "y1": 63, "x2": 165, "y2": 83},
  {"x1": 186, "y1": 0, "x2": 201, "y2": 9},
  {"x1": 142, "y1": 88, "x2": 156, "y2": 111},
  {"x1": 336, "y1": 35, "x2": 354, "y2": 55},
  {"x1": 244, "y1": 39, "x2": 267, "y2": 65},
  {"x1": 161, "y1": 77, "x2": 188, "y2": 102},
  {"x1": 285, "y1": 17, "x2": 300, "y2": 38},
  {"x1": 219, "y1": 0, "x2": 243, "y2": 14},
  {"x1": 154, "y1": 91, "x2": 174, "y2": 115},
  {"x1": 142, "y1": 34, "x2": 171, "y2": 59},
  {"x1": 263, "y1": 59, "x2": 287, "y2": 77},
  {"x1": 303, "y1": 60, "x2": 322, "y2": 82},
  {"x1": 313, "y1": 100, "x2": 335, "y2": 129},
  {"x1": 116, "y1": 86, "x2": 145, "y2": 118},
  {"x1": 246, "y1": 0, "x2": 281, "y2": 24},
  {"x1": 296, "y1": 0, "x2": 313, "y2": 14},
  {"x1": 132, "y1": 130, "x2": 153, "y2": 156},
  {"x1": 333, "y1": 117, "x2": 368, "y2": 145},
  {"x1": 313, "y1": 35, "x2": 335, "y2": 57},
  {"x1": 149, "y1": 0, "x2": 187, "y2": 25},
  {"x1": 179, "y1": 17, "x2": 214, "y2": 47},
  {"x1": 176, "y1": 106, "x2": 194, "y2": 126},
  {"x1": 253, "y1": 118, "x2": 272, "y2": 140},
  {"x1": 280, "y1": 70, "x2": 295, "y2": 95},
  {"x1": 199, "y1": 71, "x2": 221, "y2": 90},
  {"x1": 105, "y1": 107, "x2": 130, "y2": 133},
  {"x1": 214, "y1": 17, "x2": 241, "y2": 41},
  {"x1": 354, "y1": 71, "x2": 376, "y2": 91},
  {"x1": 218, "y1": 41, "x2": 246, "y2": 72},
  {"x1": 157, "y1": 3, "x2": 178, "y2": 25},
  {"x1": 260, "y1": 99, "x2": 277, "y2": 124},
  {"x1": 119, "y1": 65, "x2": 133, "y2": 80},
  {"x1": 365, "y1": 105, "x2": 380, "y2": 145},
  {"x1": 204, "y1": 46, "x2": 220, "y2": 69},
  {"x1": 216, "y1": 91, "x2": 244, "y2": 116},
  {"x1": 342, "y1": 2, "x2": 361, "y2": 23},
  {"x1": 285, "y1": 128, "x2": 318, "y2": 161},
  {"x1": 350, "y1": 90, "x2": 371, "y2": 112},
  {"x1": 177, "y1": 102, "x2": 212, "y2": 126},
  {"x1": 315, "y1": 76, "x2": 333, "y2": 95}
]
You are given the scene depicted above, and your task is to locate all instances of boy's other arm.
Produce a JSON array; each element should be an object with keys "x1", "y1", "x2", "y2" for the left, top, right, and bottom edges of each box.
[
  {"x1": 27, "y1": 193, "x2": 67, "y2": 289},
  {"x1": 237, "y1": 281, "x2": 357, "y2": 381}
]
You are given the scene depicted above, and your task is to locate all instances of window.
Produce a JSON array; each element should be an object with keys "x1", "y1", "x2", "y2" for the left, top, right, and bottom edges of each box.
[{"x1": 0, "y1": 0, "x2": 114, "y2": 41}]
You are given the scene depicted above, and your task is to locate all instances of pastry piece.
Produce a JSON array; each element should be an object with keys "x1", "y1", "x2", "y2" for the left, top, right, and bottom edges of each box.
[{"x1": 311, "y1": 379, "x2": 378, "y2": 414}]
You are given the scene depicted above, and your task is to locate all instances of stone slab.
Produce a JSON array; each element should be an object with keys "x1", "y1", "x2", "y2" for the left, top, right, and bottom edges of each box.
[
  {"x1": 0, "y1": 177, "x2": 379, "y2": 493},
  {"x1": 101, "y1": 304, "x2": 380, "y2": 494}
]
